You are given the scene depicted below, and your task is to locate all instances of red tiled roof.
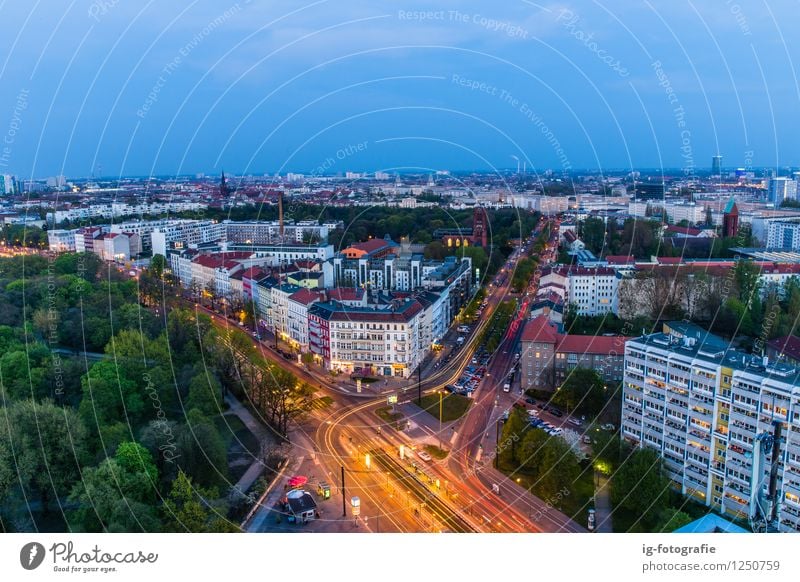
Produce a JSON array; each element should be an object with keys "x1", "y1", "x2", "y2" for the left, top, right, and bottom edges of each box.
[
  {"x1": 242, "y1": 267, "x2": 267, "y2": 280},
  {"x1": 556, "y1": 334, "x2": 632, "y2": 355},
  {"x1": 327, "y1": 288, "x2": 364, "y2": 301},
  {"x1": 767, "y1": 336, "x2": 800, "y2": 360},
  {"x1": 350, "y1": 238, "x2": 391, "y2": 254},
  {"x1": 193, "y1": 255, "x2": 225, "y2": 268},
  {"x1": 289, "y1": 288, "x2": 324, "y2": 306},
  {"x1": 521, "y1": 316, "x2": 559, "y2": 344}
]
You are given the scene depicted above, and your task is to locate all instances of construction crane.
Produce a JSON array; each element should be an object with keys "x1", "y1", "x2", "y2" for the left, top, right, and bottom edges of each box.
[{"x1": 748, "y1": 419, "x2": 783, "y2": 533}]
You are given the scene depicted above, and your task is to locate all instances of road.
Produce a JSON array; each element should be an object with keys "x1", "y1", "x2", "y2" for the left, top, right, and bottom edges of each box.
[{"x1": 205, "y1": 217, "x2": 586, "y2": 533}]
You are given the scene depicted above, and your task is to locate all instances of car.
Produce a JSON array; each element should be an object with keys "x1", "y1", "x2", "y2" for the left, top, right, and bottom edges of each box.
[
  {"x1": 503, "y1": 383, "x2": 510, "y2": 393},
  {"x1": 525, "y1": 396, "x2": 536, "y2": 405},
  {"x1": 471, "y1": 357, "x2": 478, "y2": 364},
  {"x1": 601, "y1": 423, "x2": 616, "y2": 431},
  {"x1": 502, "y1": 409, "x2": 510, "y2": 421},
  {"x1": 527, "y1": 409, "x2": 539, "y2": 417},
  {"x1": 417, "y1": 450, "x2": 433, "y2": 462},
  {"x1": 550, "y1": 408, "x2": 564, "y2": 418},
  {"x1": 582, "y1": 436, "x2": 593, "y2": 445},
  {"x1": 568, "y1": 417, "x2": 582, "y2": 427}
]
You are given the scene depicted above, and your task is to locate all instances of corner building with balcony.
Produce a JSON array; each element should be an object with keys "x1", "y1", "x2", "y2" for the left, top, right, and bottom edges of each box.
[{"x1": 621, "y1": 322, "x2": 800, "y2": 532}]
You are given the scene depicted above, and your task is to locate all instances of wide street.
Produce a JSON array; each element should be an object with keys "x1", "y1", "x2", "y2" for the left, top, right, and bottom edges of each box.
[{"x1": 204, "y1": 218, "x2": 587, "y2": 533}]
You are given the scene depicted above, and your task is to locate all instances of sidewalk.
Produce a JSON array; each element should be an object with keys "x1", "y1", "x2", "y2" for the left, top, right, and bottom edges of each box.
[
  {"x1": 225, "y1": 393, "x2": 274, "y2": 499},
  {"x1": 246, "y1": 422, "x2": 377, "y2": 533},
  {"x1": 593, "y1": 471, "x2": 613, "y2": 532}
]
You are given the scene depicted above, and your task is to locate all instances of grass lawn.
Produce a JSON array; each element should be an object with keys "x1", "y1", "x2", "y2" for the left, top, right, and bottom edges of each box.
[
  {"x1": 418, "y1": 393, "x2": 472, "y2": 422},
  {"x1": 424, "y1": 444, "x2": 449, "y2": 460},
  {"x1": 375, "y1": 405, "x2": 404, "y2": 429}
]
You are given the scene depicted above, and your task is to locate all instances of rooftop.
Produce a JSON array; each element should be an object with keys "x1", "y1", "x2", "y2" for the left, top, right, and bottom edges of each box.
[
  {"x1": 630, "y1": 322, "x2": 799, "y2": 383},
  {"x1": 521, "y1": 316, "x2": 560, "y2": 344},
  {"x1": 767, "y1": 335, "x2": 800, "y2": 361}
]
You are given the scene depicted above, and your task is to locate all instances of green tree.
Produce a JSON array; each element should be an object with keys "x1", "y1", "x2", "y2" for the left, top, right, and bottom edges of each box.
[
  {"x1": 553, "y1": 368, "x2": 608, "y2": 418},
  {"x1": 162, "y1": 470, "x2": 238, "y2": 532},
  {"x1": 610, "y1": 448, "x2": 670, "y2": 529},
  {"x1": 186, "y1": 368, "x2": 224, "y2": 417},
  {"x1": 497, "y1": 406, "x2": 529, "y2": 468},
  {"x1": 733, "y1": 260, "x2": 761, "y2": 303},
  {"x1": 0, "y1": 399, "x2": 87, "y2": 511},
  {"x1": 68, "y1": 443, "x2": 161, "y2": 533},
  {"x1": 581, "y1": 217, "x2": 606, "y2": 254},
  {"x1": 174, "y1": 410, "x2": 229, "y2": 487},
  {"x1": 79, "y1": 361, "x2": 144, "y2": 446},
  {"x1": 657, "y1": 508, "x2": 693, "y2": 532},
  {"x1": 150, "y1": 254, "x2": 167, "y2": 279}
]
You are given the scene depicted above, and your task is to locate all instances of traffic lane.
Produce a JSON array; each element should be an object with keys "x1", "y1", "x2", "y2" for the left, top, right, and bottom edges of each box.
[
  {"x1": 317, "y1": 410, "x2": 422, "y2": 533},
  {"x1": 335, "y1": 405, "x2": 481, "y2": 532}
]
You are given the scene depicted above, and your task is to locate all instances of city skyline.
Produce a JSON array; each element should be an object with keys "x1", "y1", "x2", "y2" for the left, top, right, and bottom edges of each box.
[{"x1": 0, "y1": 1, "x2": 798, "y2": 177}]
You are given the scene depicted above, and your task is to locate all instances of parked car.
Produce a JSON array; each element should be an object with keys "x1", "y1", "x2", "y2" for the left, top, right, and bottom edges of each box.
[
  {"x1": 503, "y1": 383, "x2": 510, "y2": 393},
  {"x1": 525, "y1": 396, "x2": 536, "y2": 405},
  {"x1": 567, "y1": 417, "x2": 581, "y2": 427},
  {"x1": 582, "y1": 436, "x2": 593, "y2": 445},
  {"x1": 417, "y1": 450, "x2": 433, "y2": 462},
  {"x1": 549, "y1": 408, "x2": 564, "y2": 417}
]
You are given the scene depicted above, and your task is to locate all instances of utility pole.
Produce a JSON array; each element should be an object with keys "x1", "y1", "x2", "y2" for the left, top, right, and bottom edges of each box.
[{"x1": 341, "y1": 466, "x2": 346, "y2": 517}]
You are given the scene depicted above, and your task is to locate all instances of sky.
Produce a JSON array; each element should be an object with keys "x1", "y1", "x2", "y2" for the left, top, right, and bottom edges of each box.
[{"x1": 0, "y1": 0, "x2": 798, "y2": 179}]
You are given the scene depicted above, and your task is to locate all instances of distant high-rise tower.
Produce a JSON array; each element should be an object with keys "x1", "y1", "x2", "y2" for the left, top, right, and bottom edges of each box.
[
  {"x1": 711, "y1": 155, "x2": 722, "y2": 176},
  {"x1": 768, "y1": 177, "x2": 797, "y2": 205},
  {"x1": 723, "y1": 196, "x2": 739, "y2": 238}
]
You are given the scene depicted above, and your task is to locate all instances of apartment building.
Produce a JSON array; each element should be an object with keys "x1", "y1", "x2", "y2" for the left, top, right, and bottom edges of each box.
[
  {"x1": 47, "y1": 229, "x2": 76, "y2": 252},
  {"x1": 540, "y1": 265, "x2": 619, "y2": 316},
  {"x1": 308, "y1": 298, "x2": 425, "y2": 378},
  {"x1": 150, "y1": 219, "x2": 224, "y2": 255},
  {"x1": 286, "y1": 288, "x2": 325, "y2": 350},
  {"x1": 766, "y1": 219, "x2": 800, "y2": 250},
  {"x1": 621, "y1": 322, "x2": 800, "y2": 532},
  {"x1": 98, "y1": 232, "x2": 139, "y2": 262},
  {"x1": 519, "y1": 315, "x2": 630, "y2": 390},
  {"x1": 47, "y1": 201, "x2": 206, "y2": 224},
  {"x1": 222, "y1": 219, "x2": 338, "y2": 245}
]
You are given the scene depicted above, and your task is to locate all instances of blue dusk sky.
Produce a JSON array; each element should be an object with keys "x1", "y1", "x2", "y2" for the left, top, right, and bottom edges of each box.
[{"x1": 0, "y1": 0, "x2": 798, "y2": 178}]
